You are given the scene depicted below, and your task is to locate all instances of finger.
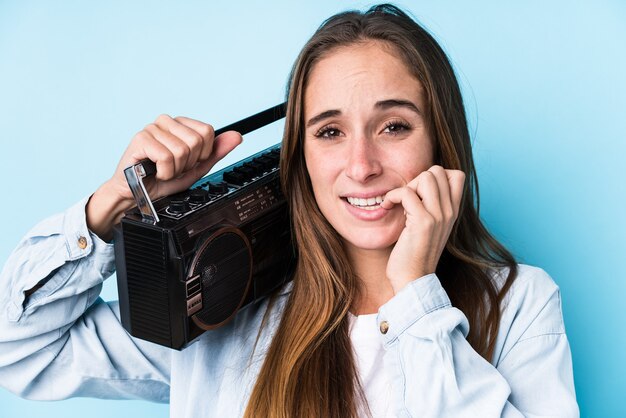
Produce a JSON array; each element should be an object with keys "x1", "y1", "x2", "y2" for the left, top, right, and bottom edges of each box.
[
  {"x1": 381, "y1": 186, "x2": 435, "y2": 231},
  {"x1": 396, "y1": 173, "x2": 442, "y2": 226},
  {"x1": 380, "y1": 188, "x2": 399, "y2": 210},
  {"x1": 380, "y1": 186, "x2": 428, "y2": 217},
  {"x1": 412, "y1": 171, "x2": 443, "y2": 222},
  {"x1": 381, "y1": 183, "x2": 420, "y2": 210},
  {"x1": 446, "y1": 169, "x2": 466, "y2": 218},
  {"x1": 144, "y1": 123, "x2": 190, "y2": 177},
  {"x1": 155, "y1": 114, "x2": 205, "y2": 171},
  {"x1": 428, "y1": 165, "x2": 454, "y2": 222},
  {"x1": 156, "y1": 158, "x2": 215, "y2": 197},
  {"x1": 174, "y1": 116, "x2": 216, "y2": 161},
  {"x1": 133, "y1": 131, "x2": 176, "y2": 181}
]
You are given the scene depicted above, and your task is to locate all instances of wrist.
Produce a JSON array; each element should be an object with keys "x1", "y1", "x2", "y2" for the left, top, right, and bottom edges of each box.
[
  {"x1": 86, "y1": 181, "x2": 135, "y2": 242},
  {"x1": 388, "y1": 269, "x2": 433, "y2": 294}
]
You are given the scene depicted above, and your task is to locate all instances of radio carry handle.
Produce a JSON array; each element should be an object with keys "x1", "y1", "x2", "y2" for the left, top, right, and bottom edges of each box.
[{"x1": 123, "y1": 102, "x2": 287, "y2": 224}]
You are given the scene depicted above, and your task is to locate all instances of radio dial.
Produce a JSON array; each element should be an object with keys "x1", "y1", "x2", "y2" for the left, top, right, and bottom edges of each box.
[
  {"x1": 169, "y1": 199, "x2": 191, "y2": 214},
  {"x1": 189, "y1": 189, "x2": 209, "y2": 204},
  {"x1": 208, "y1": 182, "x2": 229, "y2": 194}
]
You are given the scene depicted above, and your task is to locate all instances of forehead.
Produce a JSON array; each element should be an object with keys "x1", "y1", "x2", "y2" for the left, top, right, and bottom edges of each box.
[{"x1": 304, "y1": 41, "x2": 423, "y2": 113}]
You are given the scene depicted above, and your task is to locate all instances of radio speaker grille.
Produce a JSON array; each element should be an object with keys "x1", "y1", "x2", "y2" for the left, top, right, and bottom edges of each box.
[
  {"x1": 191, "y1": 229, "x2": 252, "y2": 329},
  {"x1": 122, "y1": 224, "x2": 171, "y2": 346}
]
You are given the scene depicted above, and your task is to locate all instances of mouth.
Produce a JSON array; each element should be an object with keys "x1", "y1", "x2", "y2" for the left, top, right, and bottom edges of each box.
[{"x1": 343, "y1": 194, "x2": 385, "y2": 211}]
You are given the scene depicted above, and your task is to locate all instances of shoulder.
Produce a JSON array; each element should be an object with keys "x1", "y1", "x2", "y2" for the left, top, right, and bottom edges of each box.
[
  {"x1": 491, "y1": 264, "x2": 567, "y2": 365},
  {"x1": 493, "y1": 264, "x2": 561, "y2": 305}
]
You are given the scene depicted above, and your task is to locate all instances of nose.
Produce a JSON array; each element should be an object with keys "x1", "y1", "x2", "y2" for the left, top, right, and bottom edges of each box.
[{"x1": 345, "y1": 137, "x2": 382, "y2": 183}]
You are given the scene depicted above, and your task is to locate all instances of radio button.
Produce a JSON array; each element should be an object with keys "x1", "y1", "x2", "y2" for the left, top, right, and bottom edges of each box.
[
  {"x1": 189, "y1": 189, "x2": 209, "y2": 204},
  {"x1": 169, "y1": 199, "x2": 191, "y2": 214},
  {"x1": 234, "y1": 165, "x2": 255, "y2": 178},
  {"x1": 223, "y1": 171, "x2": 245, "y2": 186},
  {"x1": 266, "y1": 153, "x2": 279, "y2": 164},
  {"x1": 254, "y1": 156, "x2": 274, "y2": 170},
  {"x1": 244, "y1": 161, "x2": 264, "y2": 176},
  {"x1": 208, "y1": 182, "x2": 229, "y2": 194}
]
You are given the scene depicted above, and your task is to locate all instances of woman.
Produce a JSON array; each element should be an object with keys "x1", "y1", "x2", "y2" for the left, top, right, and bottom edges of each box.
[{"x1": 0, "y1": 4, "x2": 578, "y2": 417}]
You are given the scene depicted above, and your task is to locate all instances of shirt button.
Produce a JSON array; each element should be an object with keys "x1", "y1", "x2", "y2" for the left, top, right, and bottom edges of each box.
[
  {"x1": 379, "y1": 320, "x2": 389, "y2": 334},
  {"x1": 78, "y1": 236, "x2": 88, "y2": 249}
]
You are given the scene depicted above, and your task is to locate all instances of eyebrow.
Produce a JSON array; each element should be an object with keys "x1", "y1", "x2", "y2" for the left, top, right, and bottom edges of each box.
[
  {"x1": 305, "y1": 98, "x2": 421, "y2": 128},
  {"x1": 306, "y1": 109, "x2": 341, "y2": 128},
  {"x1": 375, "y1": 99, "x2": 421, "y2": 115}
]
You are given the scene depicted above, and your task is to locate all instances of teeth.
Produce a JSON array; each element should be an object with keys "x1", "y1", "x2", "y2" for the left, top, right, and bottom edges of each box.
[{"x1": 346, "y1": 194, "x2": 385, "y2": 208}]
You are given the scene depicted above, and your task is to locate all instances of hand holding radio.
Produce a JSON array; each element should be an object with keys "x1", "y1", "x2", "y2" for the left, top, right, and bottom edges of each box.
[
  {"x1": 86, "y1": 115, "x2": 242, "y2": 241},
  {"x1": 114, "y1": 115, "x2": 243, "y2": 202},
  {"x1": 381, "y1": 166, "x2": 465, "y2": 293}
]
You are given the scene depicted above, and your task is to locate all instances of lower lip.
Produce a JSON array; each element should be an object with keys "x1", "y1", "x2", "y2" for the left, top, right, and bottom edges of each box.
[{"x1": 342, "y1": 199, "x2": 389, "y2": 221}]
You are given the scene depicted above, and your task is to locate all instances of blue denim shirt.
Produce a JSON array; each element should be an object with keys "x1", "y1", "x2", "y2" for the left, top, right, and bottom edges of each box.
[{"x1": 0, "y1": 198, "x2": 579, "y2": 417}]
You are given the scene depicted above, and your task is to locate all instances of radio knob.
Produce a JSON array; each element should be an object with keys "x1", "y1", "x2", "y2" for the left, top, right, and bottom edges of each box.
[
  {"x1": 244, "y1": 161, "x2": 264, "y2": 176},
  {"x1": 234, "y1": 165, "x2": 255, "y2": 179},
  {"x1": 208, "y1": 181, "x2": 229, "y2": 194},
  {"x1": 169, "y1": 199, "x2": 190, "y2": 214},
  {"x1": 223, "y1": 171, "x2": 245, "y2": 186},
  {"x1": 255, "y1": 156, "x2": 274, "y2": 170},
  {"x1": 266, "y1": 153, "x2": 279, "y2": 166},
  {"x1": 189, "y1": 189, "x2": 209, "y2": 204}
]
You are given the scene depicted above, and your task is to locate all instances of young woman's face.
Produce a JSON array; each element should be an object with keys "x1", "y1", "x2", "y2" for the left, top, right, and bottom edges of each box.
[{"x1": 303, "y1": 41, "x2": 434, "y2": 252}]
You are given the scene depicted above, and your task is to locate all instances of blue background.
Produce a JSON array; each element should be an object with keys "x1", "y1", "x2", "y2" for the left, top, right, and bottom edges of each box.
[{"x1": 1, "y1": 1, "x2": 624, "y2": 417}]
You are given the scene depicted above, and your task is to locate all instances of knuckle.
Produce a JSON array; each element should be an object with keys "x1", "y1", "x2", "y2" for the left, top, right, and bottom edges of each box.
[
  {"x1": 452, "y1": 169, "x2": 466, "y2": 180},
  {"x1": 443, "y1": 208, "x2": 455, "y2": 221},
  {"x1": 171, "y1": 143, "x2": 190, "y2": 159},
  {"x1": 200, "y1": 123, "x2": 215, "y2": 139},
  {"x1": 161, "y1": 152, "x2": 175, "y2": 165},
  {"x1": 143, "y1": 123, "x2": 157, "y2": 133},
  {"x1": 402, "y1": 186, "x2": 414, "y2": 198},
  {"x1": 133, "y1": 130, "x2": 150, "y2": 143},
  {"x1": 156, "y1": 113, "x2": 172, "y2": 125},
  {"x1": 431, "y1": 212, "x2": 443, "y2": 224},
  {"x1": 420, "y1": 170, "x2": 436, "y2": 182},
  {"x1": 420, "y1": 215, "x2": 436, "y2": 230},
  {"x1": 189, "y1": 132, "x2": 203, "y2": 149}
]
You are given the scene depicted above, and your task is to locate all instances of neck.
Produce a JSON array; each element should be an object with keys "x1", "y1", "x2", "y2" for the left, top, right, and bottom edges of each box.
[{"x1": 346, "y1": 243, "x2": 396, "y2": 315}]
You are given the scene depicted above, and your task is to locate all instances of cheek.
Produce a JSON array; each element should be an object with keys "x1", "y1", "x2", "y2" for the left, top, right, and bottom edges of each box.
[
  {"x1": 386, "y1": 148, "x2": 434, "y2": 181},
  {"x1": 304, "y1": 146, "x2": 333, "y2": 202},
  {"x1": 409, "y1": 140, "x2": 434, "y2": 175}
]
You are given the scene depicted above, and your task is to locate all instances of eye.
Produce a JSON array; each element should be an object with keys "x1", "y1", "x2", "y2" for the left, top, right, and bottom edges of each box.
[
  {"x1": 314, "y1": 125, "x2": 343, "y2": 139},
  {"x1": 382, "y1": 119, "x2": 412, "y2": 136}
]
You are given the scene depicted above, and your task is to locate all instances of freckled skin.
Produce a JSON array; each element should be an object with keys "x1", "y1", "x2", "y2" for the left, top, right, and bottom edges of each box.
[{"x1": 303, "y1": 41, "x2": 434, "y2": 253}]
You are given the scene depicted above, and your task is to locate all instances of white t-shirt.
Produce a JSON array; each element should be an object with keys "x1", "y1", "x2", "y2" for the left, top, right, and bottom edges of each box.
[{"x1": 350, "y1": 312, "x2": 394, "y2": 418}]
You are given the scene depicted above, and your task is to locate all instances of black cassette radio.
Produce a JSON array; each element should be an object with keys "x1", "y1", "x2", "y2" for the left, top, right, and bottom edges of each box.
[{"x1": 113, "y1": 104, "x2": 295, "y2": 350}]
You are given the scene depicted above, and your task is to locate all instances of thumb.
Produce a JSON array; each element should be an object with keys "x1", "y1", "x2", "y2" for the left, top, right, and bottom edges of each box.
[{"x1": 204, "y1": 131, "x2": 243, "y2": 167}]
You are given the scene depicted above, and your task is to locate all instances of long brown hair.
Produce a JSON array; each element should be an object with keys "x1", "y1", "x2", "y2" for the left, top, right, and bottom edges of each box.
[{"x1": 244, "y1": 4, "x2": 517, "y2": 417}]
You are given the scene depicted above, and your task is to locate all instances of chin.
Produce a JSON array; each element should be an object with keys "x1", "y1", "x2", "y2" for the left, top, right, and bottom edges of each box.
[{"x1": 340, "y1": 226, "x2": 402, "y2": 252}]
